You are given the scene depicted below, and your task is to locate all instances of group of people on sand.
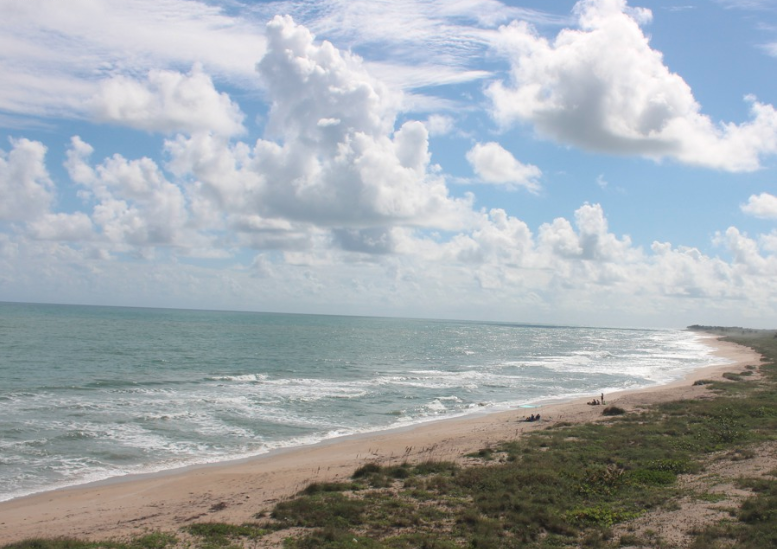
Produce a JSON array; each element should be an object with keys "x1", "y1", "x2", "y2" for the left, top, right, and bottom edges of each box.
[
  {"x1": 587, "y1": 393, "x2": 606, "y2": 406},
  {"x1": 524, "y1": 391, "x2": 606, "y2": 421}
]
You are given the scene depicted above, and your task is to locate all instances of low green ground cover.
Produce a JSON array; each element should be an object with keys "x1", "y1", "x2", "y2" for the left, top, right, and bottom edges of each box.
[{"x1": 5, "y1": 330, "x2": 777, "y2": 549}]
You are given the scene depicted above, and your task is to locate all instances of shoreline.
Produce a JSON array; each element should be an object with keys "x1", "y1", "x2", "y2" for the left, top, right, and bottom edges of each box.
[
  {"x1": 0, "y1": 333, "x2": 722, "y2": 503},
  {"x1": 0, "y1": 335, "x2": 762, "y2": 544},
  {"x1": 0, "y1": 331, "x2": 718, "y2": 504}
]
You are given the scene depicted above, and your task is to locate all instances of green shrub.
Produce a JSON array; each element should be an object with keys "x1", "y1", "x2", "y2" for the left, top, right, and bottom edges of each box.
[
  {"x1": 352, "y1": 463, "x2": 382, "y2": 478},
  {"x1": 411, "y1": 460, "x2": 458, "y2": 476},
  {"x1": 646, "y1": 458, "x2": 695, "y2": 474},
  {"x1": 284, "y1": 527, "x2": 384, "y2": 549},
  {"x1": 185, "y1": 522, "x2": 266, "y2": 543},
  {"x1": 271, "y1": 493, "x2": 366, "y2": 528},
  {"x1": 602, "y1": 406, "x2": 626, "y2": 416},
  {"x1": 2, "y1": 541, "x2": 98, "y2": 549},
  {"x1": 628, "y1": 468, "x2": 676, "y2": 486},
  {"x1": 302, "y1": 482, "x2": 360, "y2": 495},
  {"x1": 566, "y1": 505, "x2": 639, "y2": 528}
]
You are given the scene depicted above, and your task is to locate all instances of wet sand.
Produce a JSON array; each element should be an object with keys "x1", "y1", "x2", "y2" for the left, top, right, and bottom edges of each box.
[{"x1": 0, "y1": 335, "x2": 762, "y2": 544}]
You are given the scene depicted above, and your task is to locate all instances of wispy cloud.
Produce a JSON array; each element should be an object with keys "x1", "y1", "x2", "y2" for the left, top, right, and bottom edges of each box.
[
  {"x1": 0, "y1": 0, "x2": 567, "y2": 124},
  {"x1": 664, "y1": 5, "x2": 695, "y2": 13},
  {"x1": 0, "y1": 0, "x2": 265, "y2": 122},
  {"x1": 255, "y1": 0, "x2": 569, "y2": 94},
  {"x1": 715, "y1": 0, "x2": 777, "y2": 10}
]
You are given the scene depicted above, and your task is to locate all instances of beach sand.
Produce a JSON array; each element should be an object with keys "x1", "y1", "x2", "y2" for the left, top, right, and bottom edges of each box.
[{"x1": 0, "y1": 335, "x2": 763, "y2": 545}]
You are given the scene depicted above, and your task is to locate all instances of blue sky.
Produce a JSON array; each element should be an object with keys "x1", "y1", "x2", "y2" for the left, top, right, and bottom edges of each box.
[{"x1": 1, "y1": 0, "x2": 777, "y2": 328}]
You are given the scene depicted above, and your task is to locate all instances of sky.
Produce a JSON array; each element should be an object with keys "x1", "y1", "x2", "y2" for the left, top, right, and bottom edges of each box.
[{"x1": 1, "y1": 0, "x2": 777, "y2": 328}]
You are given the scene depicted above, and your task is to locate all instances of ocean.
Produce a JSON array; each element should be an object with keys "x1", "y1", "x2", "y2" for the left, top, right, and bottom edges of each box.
[{"x1": 0, "y1": 302, "x2": 723, "y2": 502}]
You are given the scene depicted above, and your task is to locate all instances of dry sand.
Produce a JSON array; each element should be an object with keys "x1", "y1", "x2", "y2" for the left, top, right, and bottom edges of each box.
[{"x1": 0, "y1": 335, "x2": 763, "y2": 545}]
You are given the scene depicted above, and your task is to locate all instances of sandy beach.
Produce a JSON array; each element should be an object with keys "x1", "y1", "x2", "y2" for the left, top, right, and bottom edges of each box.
[{"x1": 0, "y1": 335, "x2": 763, "y2": 545}]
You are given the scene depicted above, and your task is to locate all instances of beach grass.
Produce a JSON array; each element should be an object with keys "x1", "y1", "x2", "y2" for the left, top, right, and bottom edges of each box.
[
  {"x1": 4, "y1": 329, "x2": 777, "y2": 549},
  {"x1": 1, "y1": 533, "x2": 178, "y2": 549}
]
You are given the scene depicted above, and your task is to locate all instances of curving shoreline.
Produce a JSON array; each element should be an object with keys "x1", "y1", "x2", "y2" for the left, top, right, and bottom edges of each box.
[{"x1": 0, "y1": 336, "x2": 762, "y2": 544}]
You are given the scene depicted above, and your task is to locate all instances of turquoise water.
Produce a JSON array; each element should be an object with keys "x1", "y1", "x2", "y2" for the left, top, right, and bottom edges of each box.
[{"x1": 0, "y1": 302, "x2": 721, "y2": 501}]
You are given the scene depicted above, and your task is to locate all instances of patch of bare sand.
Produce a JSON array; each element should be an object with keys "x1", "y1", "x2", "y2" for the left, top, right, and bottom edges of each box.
[
  {"x1": 613, "y1": 441, "x2": 777, "y2": 548},
  {"x1": 0, "y1": 335, "x2": 763, "y2": 546}
]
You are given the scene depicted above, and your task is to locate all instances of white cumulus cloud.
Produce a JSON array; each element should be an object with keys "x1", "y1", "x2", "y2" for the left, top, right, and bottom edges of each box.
[
  {"x1": 65, "y1": 136, "x2": 195, "y2": 250},
  {"x1": 487, "y1": 0, "x2": 777, "y2": 172},
  {"x1": 28, "y1": 212, "x2": 94, "y2": 241},
  {"x1": 91, "y1": 65, "x2": 245, "y2": 136},
  {"x1": 466, "y1": 142, "x2": 541, "y2": 191},
  {"x1": 538, "y1": 203, "x2": 633, "y2": 262},
  {"x1": 714, "y1": 226, "x2": 771, "y2": 274},
  {"x1": 741, "y1": 192, "x2": 777, "y2": 219},
  {"x1": 166, "y1": 15, "x2": 476, "y2": 243},
  {"x1": 0, "y1": 138, "x2": 54, "y2": 221}
]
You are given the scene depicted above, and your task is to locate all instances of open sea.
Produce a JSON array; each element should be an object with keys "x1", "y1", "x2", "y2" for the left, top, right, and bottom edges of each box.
[{"x1": 0, "y1": 302, "x2": 724, "y2": 502}]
